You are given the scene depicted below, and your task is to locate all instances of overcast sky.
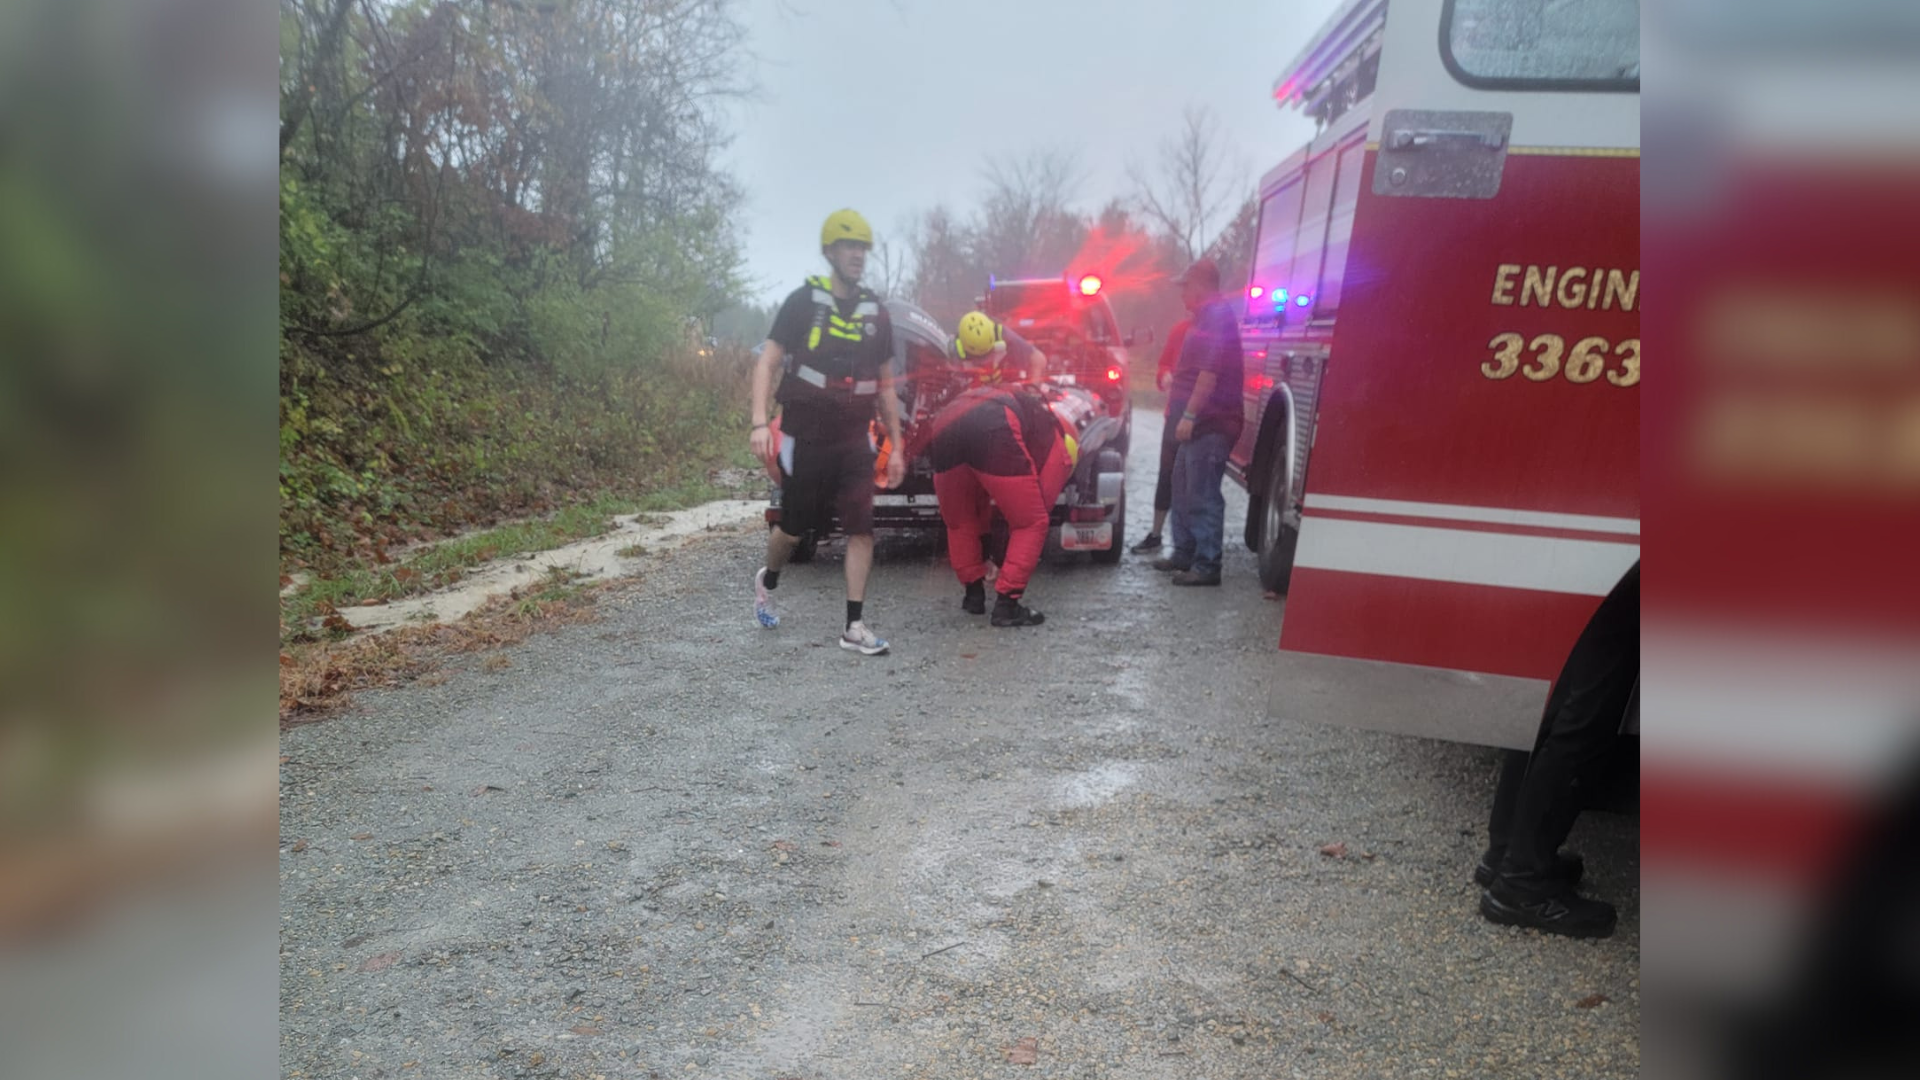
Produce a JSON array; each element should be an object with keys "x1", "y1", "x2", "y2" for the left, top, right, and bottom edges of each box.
[{"x1": 721, "y1": 0, "x2": 1345, "y2": 304}]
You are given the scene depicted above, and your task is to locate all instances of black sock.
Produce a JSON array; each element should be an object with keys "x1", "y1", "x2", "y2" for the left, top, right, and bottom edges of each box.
[
  {"x1": 762, "y1": 569, "x2": 780, "y2": 590},
  {"x1": 846, "y1": 600, "x2": 863, "y2": 627},
  {"x1": 964, "y1": 579, "x2": 985, "y2": 599}
]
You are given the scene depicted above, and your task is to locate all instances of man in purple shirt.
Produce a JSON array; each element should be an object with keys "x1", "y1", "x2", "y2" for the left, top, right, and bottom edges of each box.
[{"x1": 1152, "y1": 258, "x2": 1244, "y2": 586}]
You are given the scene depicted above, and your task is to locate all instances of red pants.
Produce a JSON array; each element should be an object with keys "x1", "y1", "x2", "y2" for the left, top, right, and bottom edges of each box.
[{"x1": 933, "y1": 439, "x2": 1071, "y2": 598}]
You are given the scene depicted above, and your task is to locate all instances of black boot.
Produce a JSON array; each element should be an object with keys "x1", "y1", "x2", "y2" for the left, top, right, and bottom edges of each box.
[
  {"x1": 990, "y1": 592, "x2": 1045, "y2": 627},
  {"x1": 1479, "y1": 875, "x2": 1616, "y2": 939},
  {"x1": 961, "y1": 579, "x2": 987, "y2": 615}
]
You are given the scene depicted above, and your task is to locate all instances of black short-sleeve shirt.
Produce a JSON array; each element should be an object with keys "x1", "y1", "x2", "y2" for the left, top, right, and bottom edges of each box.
[{"x1": 768, "y1": 283, "x2": 895, "y2": 443}]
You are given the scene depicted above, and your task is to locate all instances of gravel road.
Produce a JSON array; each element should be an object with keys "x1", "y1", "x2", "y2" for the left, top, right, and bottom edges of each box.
[{"x1": 281, "y1": 408, "x2": 1640, "y2": 1079}]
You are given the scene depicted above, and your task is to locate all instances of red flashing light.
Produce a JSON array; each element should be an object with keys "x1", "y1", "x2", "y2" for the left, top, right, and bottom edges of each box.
[
  {"x1": 1077, "y1": 274, "x2": 1103, "y2": 297},
  {"x1": 1249, "y1": 286, "x2": 1265, "y2": 300},
  {"x1": 1105, "y1": 367, "x2": 1122, "y2": 383}
]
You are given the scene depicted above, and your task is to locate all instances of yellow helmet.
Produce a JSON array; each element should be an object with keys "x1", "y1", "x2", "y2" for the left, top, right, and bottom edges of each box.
[
  {"x1": 820, "y1": 208, "x2": 873, "y2": 249},
  {"x1": 955, "y1": 311, "x2": 1003, "y2": 358}
]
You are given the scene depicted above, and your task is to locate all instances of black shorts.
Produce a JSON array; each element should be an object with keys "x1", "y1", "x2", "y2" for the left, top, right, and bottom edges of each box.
[{"x1": 781, "y1": 435, "x2": 876, "y2": 538}]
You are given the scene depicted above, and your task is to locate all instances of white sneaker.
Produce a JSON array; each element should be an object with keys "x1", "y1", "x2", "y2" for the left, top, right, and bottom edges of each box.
[
  {"x1": 753, "y1": 567, "x2": 779, "y2": 628},
  {"x1": 839, "y1": 620, "x2": 889, "y2": 656}
]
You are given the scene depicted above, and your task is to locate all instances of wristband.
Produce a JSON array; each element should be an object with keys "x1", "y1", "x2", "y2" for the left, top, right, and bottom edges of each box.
[
  {"x1": 751, "y1": 423, "x2": 768, "y2": 431},
  {"x1": 1181, "y1": 412, "x2": 1198, "y2": 422}
]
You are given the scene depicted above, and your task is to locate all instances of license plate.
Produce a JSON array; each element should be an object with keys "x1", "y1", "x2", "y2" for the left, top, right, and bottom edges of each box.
[{"x1": 1060, "y1": 522, "x2": 1112, "y2": 551}]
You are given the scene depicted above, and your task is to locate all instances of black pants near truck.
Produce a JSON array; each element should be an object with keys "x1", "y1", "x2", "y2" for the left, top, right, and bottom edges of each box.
[{"x1": 1480, "y1": 561, "x2": 1640, "y2": 937}]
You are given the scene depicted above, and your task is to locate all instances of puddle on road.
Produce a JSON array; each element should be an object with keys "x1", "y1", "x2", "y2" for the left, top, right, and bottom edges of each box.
[
  {"x1": 1106, "y1": 664, "x2": 1152, "y2": 711},
  {"x1": 1055, "y1": 761, "x2": 1140, "y2": 810}
]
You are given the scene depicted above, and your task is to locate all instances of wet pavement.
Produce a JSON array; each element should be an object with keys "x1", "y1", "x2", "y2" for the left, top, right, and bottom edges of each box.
[{"x1": 280, "y1": 407, "x2": 1639, "y2": 1079}]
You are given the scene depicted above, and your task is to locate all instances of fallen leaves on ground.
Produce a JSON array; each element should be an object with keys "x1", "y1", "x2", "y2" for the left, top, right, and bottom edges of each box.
[
  {"x1": 570, "y1": 1025, "x2": 602, "y2": 1036},
  {"x1": 1575, "y1": 993, "x2": 1610, "y2": 1009},
  {"x1": 1318, "y1": 842, "x2": 1348, "y2": 858},
  {"x1": 280, "y1": 582, "x2": 610, "y2": 725},
  {"x1": 1004, "y1": 1037, "x2": 1038, "y2": 1065}
]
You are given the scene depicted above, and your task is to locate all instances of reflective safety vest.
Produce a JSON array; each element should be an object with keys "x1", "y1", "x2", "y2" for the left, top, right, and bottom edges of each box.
[
  {"x1": 778, "y1": 276, "x2": 887, "y2": 408},
  {"x1": 953, "y1": 334, "x2": 1011, "y2": 386}
]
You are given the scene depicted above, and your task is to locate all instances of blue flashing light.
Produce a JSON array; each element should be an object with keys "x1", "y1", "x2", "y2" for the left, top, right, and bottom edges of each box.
[
  {"x1": 1295, "y1": 293, "x2": 1312, "y2": 308},
  {"x1": 1272, "y1": 288, "x2": 1287, "y2": 307}
]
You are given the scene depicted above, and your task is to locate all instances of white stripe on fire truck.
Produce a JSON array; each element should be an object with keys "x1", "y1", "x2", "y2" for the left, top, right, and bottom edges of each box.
[
  {"x1": 1303, "y1": 494, "x2": 1639, "y2": 536},
  {"x1": 1293, "y1": 517, "x2": 1638, "y2": 596},
  {"x1": 1642, "y1": 627, "x2": 1920, "y2": 783}
]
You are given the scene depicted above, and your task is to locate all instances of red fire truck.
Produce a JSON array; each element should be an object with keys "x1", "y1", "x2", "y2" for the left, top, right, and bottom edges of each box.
[{"x1": 1235, "y1": 0, "x2": 1639, "y2": 751}]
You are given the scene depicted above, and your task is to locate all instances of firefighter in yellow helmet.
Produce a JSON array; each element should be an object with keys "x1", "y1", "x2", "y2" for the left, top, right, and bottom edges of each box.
[
  {"x1": 952, "y1": 311, "x2": 1048, "y2": 386},
  {"x1": 748, "y1": 209, "x2": 906, "y2": 655}
]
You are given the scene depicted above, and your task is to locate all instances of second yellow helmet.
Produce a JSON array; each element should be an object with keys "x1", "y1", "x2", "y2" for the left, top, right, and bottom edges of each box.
[{"x1": 955, "y1": 311, "x2": 1003, "y2": 358}]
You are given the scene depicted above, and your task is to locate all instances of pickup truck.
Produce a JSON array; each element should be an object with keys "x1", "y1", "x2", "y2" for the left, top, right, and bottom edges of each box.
[{"x1": 759, "y1": 298, "x2": 1128, "y2": 563}]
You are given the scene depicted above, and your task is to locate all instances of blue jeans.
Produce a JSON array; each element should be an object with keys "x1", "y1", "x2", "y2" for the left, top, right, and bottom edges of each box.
[{"x1": 1169, "y1": 430, "x2": 1231, "y2": 576}]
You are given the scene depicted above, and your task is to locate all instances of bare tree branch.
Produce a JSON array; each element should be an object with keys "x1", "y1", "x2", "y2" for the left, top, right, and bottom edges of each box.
[{"x1": 1128, "y1": 105, "x2": 1235, "y2": 263}]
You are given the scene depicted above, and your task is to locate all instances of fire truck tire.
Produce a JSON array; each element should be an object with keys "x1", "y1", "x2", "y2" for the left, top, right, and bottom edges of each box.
[
  {"x1": 1091, "y1": 488, "x2": 1125, "y2": 565},
  {"x1": 1256, "y1": 456, "x2": 1298, "y2": 593}
]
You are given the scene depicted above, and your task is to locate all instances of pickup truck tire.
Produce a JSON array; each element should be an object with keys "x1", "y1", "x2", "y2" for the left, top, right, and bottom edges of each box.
[
  {"x1": 1091, "y1": 488, "x2": 1125, "y2": 564},
  {"x1": 770, "y1": 520, "x2": 819, "y2": 564},
  {"x1": 1256, "y1": 456, "x2": 1298, "y2": 593},
  {"x1": 790, "y1": 533, "x2": 818, "y2": 564}
]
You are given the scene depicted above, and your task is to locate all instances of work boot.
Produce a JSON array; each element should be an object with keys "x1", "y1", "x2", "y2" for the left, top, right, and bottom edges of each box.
[
  {"x1": 1150, "y1": 555, "x2": 1192, "y2": 573},
  {"x1": 990, "y1": 593, "x2": 1045, "y2": 627},
  {"x1": 1130, "y1": 533, "x2": 1163, "y2": 554},
  {"x1": 961, "y1": 579, "x2": 987, "y2": 615},
  {"x1": 1479, "y1": 877, "x2": 1617, "y2": 939},
  {"x1": 1474, "y1": 848, "x2": 1584, "y2": 888},
  {"x1": 1171, "y1": 569, "x2": 1222, "y2": 586}
]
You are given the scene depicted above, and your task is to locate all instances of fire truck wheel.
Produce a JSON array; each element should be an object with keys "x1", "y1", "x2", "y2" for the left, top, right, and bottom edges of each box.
[{"x1": 1256, "y1": 459, "x2": 1298, "y2": 593}]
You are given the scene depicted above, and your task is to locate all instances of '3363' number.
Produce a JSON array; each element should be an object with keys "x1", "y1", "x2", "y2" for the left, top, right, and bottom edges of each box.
[{"x1": 1482, "y1": 333, "x2": 1639, "y2": 387}]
